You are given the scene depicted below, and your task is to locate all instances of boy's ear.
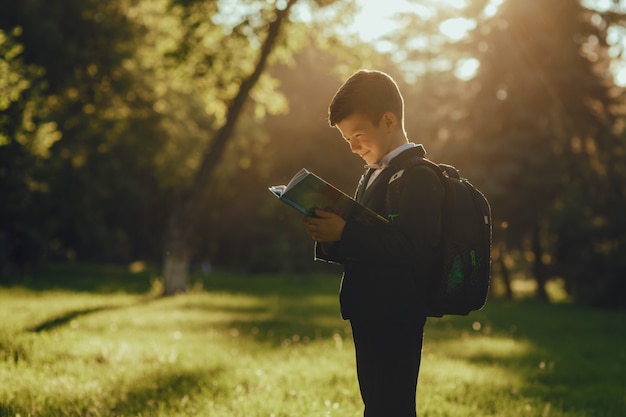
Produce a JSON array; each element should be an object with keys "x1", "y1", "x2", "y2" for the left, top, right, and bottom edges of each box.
[{"x1": 381, "y1": 112, "x2": 397, "y2": 131}]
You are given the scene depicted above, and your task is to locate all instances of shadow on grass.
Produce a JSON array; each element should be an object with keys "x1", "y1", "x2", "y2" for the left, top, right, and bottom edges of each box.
[
  {"x1": 27, "y1": 305, "x2": 121, "y2": 333},
  {"x1": 178, "y1": 293, "x2": 348, "y2": 346},
  {"x1": 424, "y1": 300, "x2": 626, "y2": 416},
  {"x1": 27, "y1": 297, "x2": 158, "y2": 333},
  {"x1": 2, "y1": 366, "x2": 229, "y2": 417},
  {"x1": 197, "y1": 271, "x2": 342, "y2": 298},
  {"x1": 108, "y1": 366, "x2": 229, "y2": 415}
]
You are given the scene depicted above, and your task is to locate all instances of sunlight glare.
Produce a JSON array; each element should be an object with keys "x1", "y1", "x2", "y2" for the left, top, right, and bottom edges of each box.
[
  {"x1": 607, "y1": 24, "x2": 626, "y2": 86},
  {"x1": 351, "y1": 0, "x2": 426, "y2": 43},
  {"x1": 441, "y1": 0, "x2": 469, "y2": 9},
  {"x1": 483, "y1": 0, "x2": 506, "y2": 18},
  {"x1": 455, "y1": 58, "x2": 480, "y2": 80},
  {"x1": 583, "y1": 0, "x2": 619, "y2": 11},
  {"x1": 439, "y1": 17, "x2": 476, "y2": 41},
  {"x1": 314, "y1": 0, "x2": 492, "y2": 49},
  {"x1": 612, "y1": 61, "x2": 626, "y2": 86}
]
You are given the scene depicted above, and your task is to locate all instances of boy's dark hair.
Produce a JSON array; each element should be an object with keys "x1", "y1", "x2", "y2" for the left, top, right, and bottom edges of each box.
[{"x1": 328, "y1": 69, "x2": 404, "y2": 127}]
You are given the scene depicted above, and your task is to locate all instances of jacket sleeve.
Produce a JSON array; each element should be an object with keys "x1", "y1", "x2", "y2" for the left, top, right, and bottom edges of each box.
[
  {"x1": 314, "y1": 241, "x2": 346, "y2": 264},
  {"x1": 335, "y1": 165, "x2": 444, "y2": 266}
]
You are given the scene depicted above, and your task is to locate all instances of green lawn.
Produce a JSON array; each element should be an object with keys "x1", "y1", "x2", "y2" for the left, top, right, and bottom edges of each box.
[{"x1": 1, "y1": 268, "x2": 625, "y2": 416}]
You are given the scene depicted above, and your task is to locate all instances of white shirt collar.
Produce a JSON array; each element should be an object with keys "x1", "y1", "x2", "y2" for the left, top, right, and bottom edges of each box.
[{"x1": 364, "y1": 142, "x2": 417, "y2": 169}]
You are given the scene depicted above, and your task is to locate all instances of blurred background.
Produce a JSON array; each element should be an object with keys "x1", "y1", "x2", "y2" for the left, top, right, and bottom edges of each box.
[{"x1": 1, "y1": 0, "x2": 625, "y2": 307}]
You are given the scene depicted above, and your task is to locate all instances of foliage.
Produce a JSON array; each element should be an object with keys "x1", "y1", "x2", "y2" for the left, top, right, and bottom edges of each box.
[
  {"x1": 0, "y1": 270, "x2": 625, "y2": 416},
  {"x1": 382, "y1": 0, "x2": 626, "y2": 305},
  {"x1": 1, "y1": 0, "x2": 625, "y2": 305},
  {"x1": 458, "y1": 0, "x2": 626, "y2": 304},
  {"x1": 0, "y1": 0, "x2": 331, "y2": 276},
  {"x1": 0, "y1": 0, "x2": 173, "y2": 269},
  {"x1": 0, "y1": 26, "x2": 57, "y2": 275}
]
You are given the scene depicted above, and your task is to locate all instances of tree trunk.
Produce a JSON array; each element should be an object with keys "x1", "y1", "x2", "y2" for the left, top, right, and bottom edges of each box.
[
  {"x1": 163, "y1": 210, "x2": 190, "y2": 295},
  {"x1": 531, "y1": 226, "x2": 549, "y2": 301},
  {"x1": 497, "y1": 244, "x2": 514, "y2": 300},
  {"x1": 163, "y1": 249, "x2": 189, "y2": 295},
  {"x1": 161, "y1": 0, "x2": 298, "y2": 295}
]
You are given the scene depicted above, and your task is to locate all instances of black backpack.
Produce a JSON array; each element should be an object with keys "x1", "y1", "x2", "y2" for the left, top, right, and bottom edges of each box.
[{"x1": 387, "y1": 157, "x2": 492, "y2": 317}]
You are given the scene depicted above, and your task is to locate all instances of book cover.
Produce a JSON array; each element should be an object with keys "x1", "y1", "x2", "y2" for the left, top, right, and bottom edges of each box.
[{"x1": 269, "y1": 168, "x2": 388, "y2": 225}]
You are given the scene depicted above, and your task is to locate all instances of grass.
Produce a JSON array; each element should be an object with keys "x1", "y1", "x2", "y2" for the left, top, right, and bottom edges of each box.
[{"x1": 0, "y1": 265, "x2": 625, "y2": 417}]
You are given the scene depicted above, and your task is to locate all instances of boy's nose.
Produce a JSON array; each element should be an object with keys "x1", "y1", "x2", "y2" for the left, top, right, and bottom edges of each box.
[{"x1": 349, "y1": 140, "x2": 361, "y2": 153}]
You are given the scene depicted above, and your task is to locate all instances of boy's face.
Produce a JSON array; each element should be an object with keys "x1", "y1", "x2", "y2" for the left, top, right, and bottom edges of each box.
[{"x1": 336, "y1": 113, "x2": 396, "y2": 165}]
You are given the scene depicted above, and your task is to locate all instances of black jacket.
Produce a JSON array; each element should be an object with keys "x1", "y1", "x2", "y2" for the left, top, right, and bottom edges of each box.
[{"x1": 316, "y1": 145, "x2": 444, "y2": 321}]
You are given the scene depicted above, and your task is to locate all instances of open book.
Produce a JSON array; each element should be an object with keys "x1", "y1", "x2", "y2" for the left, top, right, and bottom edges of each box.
[{"x1": 269, "y1": 168, "x2": 388, "y2": 225}]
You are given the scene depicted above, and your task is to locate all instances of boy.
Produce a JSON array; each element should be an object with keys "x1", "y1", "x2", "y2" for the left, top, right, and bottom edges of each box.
[{"x1": 304, "y1": 70, "x2": 444, "y2": 417}]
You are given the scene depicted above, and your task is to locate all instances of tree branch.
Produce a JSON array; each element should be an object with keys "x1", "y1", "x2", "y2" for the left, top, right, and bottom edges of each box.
[{"x1": 186, "y1": 0, "x2": 298, "y2": 200}]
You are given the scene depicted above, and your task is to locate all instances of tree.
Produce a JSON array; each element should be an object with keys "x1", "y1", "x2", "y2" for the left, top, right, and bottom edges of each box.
[
  {"x1": 160, "y1": 0, "x2": 301, "y2": 294},
  {"x1": 378, "y1": 0, "x2": 626, "y2": 303},
  {"x1": 0, "y1": 27, "x2": 51, "y2": 276},
  {"x1": 0, "y1": 0, "x2": 150, "y2": 269},
  {"x1": 451, "y1": 0, "x2": 626, "y2": 302},
  {"x1": 0, "y1": 0, "x2": 368, "y2": 286}
]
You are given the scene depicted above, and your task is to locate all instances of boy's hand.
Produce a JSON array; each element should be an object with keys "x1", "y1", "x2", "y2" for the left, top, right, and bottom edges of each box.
[{"x1": 304, "y1": 209, "x2": 346, "y2": 242}]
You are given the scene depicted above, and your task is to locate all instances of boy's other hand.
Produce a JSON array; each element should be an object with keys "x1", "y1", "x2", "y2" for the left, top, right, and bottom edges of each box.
[{"x1": 304, "y1": 209, "x2": 346, "y2": 242}]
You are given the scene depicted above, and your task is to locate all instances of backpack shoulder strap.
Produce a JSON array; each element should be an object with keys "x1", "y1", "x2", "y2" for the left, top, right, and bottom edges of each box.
[
  {"x1": 438, "y1": 163, "x2": 460, "y2": 180},
  {"x1": 385, "y1": 156, "x2": 445, "y2": 221}
]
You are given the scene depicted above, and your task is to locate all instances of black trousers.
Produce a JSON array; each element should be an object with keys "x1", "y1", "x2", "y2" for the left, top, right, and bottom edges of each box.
[{"x1": 350, "y1": 318, "x2": 427, "y2": 417}]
